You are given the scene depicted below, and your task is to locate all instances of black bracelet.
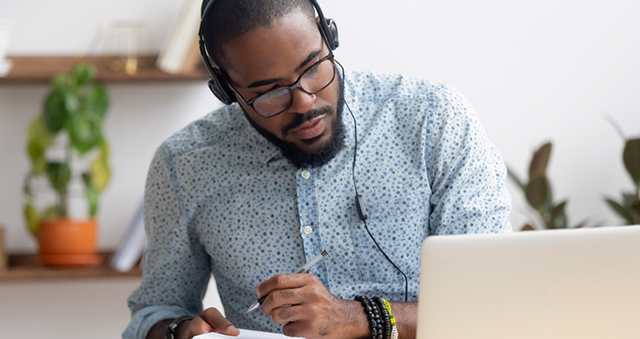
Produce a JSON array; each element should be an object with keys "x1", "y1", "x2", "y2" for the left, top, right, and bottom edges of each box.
[
  {"x1": 355, "y1": 295, "x2": 384, "y2": 339},
  {"x1": 373, "y1": 297, "x2": 391, "y2": 339},
  {"x1": 165, "y1": 315, "x2": 193, "y2": 339}
]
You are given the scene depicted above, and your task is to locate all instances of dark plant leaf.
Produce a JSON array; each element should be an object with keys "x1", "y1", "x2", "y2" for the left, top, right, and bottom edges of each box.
[
  {"x1": 46, "y1": 162, "x2": 71, "y2": 192},
  {"x1": 529, "y1": 142, "x2": 552, "y2": 178},
  {"x1": 605, "y1": 198, "x2": 635, "y2": 224},
  {"x1": 573, "y1": 217, "x2": 590, "y2": 228},
  {"x1": 557, "y1": 212, "x2": 568, "y2": 229},
  {"x1": 526, "y1": 175, "x2": 549, "y2": 211},
  {"x1": 623, "y1": 139, "x2": 640, "y2": 188},
  {"x1": 521, "y1": 224, "x2": 535, "y2": 231},
  {"x1": 86, "y1": 84, "x2": 109, "y2": 120},
  {"x1": 548, "y1": 201, "x2": 567, "y2": 229},
  {"x1": 43, "y1": 90, "x2": 70, "y2": 133},
  {"x1": 506, "y1": 165, "x2": 526, "y2": 191},
  {"x1": 67, "y1": 111, "x2": 102, "y2": 154}
]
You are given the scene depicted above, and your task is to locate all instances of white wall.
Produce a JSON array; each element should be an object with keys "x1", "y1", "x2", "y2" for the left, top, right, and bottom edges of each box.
[{"x1": 0, "y1": 0, "x2": 639, "y2": 336}]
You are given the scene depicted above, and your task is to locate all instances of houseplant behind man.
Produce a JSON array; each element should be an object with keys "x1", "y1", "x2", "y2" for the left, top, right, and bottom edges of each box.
[{"x1": 24, "y1": 62, "x2": 111, "y2": 266}]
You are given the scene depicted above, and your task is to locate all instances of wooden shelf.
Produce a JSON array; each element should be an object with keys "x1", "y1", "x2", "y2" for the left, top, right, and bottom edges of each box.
[
  {"x1": 0, "y1": 55, "x2": 210, "y2": 84},
  {"x1": 0, "y1": 251, "x2": 142, "y2": 281}
]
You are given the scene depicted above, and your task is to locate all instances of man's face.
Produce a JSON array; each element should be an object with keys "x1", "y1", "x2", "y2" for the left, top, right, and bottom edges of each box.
[{"x1": 220, "y1": 10, "x2": 343, "y2": 164}]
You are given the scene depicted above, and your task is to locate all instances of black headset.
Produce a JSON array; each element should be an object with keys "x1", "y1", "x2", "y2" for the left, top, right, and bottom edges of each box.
[{"x1": 198, "y1": 0, "x2": 340, "y2": 105}]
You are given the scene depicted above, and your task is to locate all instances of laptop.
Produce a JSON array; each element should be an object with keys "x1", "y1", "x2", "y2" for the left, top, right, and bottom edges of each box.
[{"x1": 416, "y1": 226, "x2": 640, "y2": 339}]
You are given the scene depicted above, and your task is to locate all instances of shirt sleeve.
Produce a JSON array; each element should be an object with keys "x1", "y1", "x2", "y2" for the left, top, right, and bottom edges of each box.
[
  {"x1": 123, "y1": 145, "x2": 212, "y2": 339},
  {"x1": 424, "y1": 85, "x2": 512, "y2": 235}
]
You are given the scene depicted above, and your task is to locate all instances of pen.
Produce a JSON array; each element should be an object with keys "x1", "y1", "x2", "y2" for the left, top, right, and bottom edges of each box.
[{"x1": 246, "y1": 250, "x2": 329, "y2": 313}]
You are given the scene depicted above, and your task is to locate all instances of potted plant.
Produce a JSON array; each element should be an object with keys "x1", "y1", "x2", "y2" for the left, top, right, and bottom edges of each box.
[
  {"x1": 23, "y1": 63, "x2": 111, "y2": 266},
  {"x1": 507, "y1": 142, "x2": 590, "y2": 230},
  {"x1": 604, "y1": 122, "x2": 640, "y2": 224}
]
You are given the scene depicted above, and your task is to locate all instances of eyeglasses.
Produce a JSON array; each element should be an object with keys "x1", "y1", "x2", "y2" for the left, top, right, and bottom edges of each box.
[{"x1": 231, "y1": 52, "x2": 337, "y2": 118}]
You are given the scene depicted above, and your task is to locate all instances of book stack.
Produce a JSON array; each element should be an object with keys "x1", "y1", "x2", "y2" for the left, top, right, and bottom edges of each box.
[
  {"x1": 110, "y1": 201, "x2": 147, "y2": 272},
  {"x1": 0, "y1": 225, "x2": 6, "y2": 270},
  {"x1": 156, "y1": 0, "x2": 203, "y2": 74}
]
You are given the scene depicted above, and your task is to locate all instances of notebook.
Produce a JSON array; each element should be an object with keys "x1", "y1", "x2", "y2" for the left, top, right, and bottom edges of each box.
[{"x1": 194, "y1": 329, "x2": 303, "y2": 339}]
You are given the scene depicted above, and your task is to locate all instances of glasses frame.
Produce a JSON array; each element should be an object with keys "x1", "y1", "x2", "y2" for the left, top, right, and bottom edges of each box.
[{"x1": 227, "y1": 51, "x2": 337, "y2": 118}]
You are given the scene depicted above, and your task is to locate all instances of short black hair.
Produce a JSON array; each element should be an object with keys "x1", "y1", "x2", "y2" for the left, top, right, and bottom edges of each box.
[{"x1": 201, "y1": 0, "x2": 316, "y2": 69}]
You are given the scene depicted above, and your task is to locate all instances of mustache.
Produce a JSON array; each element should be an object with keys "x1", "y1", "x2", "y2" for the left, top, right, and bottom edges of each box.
[{"x1": 282, "y1": 105, "x2": 333, "y2": 136}]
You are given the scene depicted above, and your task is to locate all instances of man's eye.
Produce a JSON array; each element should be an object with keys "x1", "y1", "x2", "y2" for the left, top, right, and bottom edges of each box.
[{"x1": 306, "y1": 64, "x2": 320, "y2": 75}]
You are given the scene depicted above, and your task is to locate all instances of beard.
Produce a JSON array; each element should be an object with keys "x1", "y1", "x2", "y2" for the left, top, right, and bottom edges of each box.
[{"x1": 244, "y1": 75, "x2": 346, "y2": 169}]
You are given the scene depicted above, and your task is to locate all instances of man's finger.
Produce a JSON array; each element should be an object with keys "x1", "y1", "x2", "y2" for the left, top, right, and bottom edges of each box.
[
  {"x1": 260, "y1": 286, "x2": 305, "y2": 315},
  {"x1": 257, "y1": 273, "x2": 315, "y2": 297},
  {"x1": 269, "y1": 305, "x2": 306, "y2": 325},
  {"x1": 199, "y1": 308, "x2": 240, "y2": 336}
]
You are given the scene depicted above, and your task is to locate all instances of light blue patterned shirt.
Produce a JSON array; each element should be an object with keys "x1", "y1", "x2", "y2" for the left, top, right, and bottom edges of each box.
[{"x1": 124, "y1": 71, "x2": 512, "y2": 339}]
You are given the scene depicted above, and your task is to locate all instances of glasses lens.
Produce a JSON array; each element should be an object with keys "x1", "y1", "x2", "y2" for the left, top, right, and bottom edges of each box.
[
  {"x1": 300, "y1": 59, "x2": 335, "y2": 93},
  {"x1": 253, "y1": 87, "x2": 290, "y2": 117},
  {"x1": 252, "y1": 57, "x2": 335, "y2": 117}
]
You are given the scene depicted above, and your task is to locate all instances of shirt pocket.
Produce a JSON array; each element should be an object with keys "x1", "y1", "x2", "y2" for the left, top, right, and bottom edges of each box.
[{"x1": 353, "y1": 189, "x2": 429, "y2": 284}]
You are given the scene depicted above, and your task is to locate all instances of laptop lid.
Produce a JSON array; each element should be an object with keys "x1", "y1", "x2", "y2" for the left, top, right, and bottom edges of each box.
[{"x1": 416, "y1": 226, "x2": 640, "y2": 339}]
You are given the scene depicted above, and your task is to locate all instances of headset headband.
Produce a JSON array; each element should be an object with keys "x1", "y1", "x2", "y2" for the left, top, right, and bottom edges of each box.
[{"x1": 197, "y1": 0, "x2": 339, "y2": 104}]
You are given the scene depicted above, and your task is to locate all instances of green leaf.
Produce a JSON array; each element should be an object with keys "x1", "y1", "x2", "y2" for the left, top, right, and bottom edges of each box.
[
  {"x1": 548, "y1": 201, "x2": 567, "y2": 230},
  {"x1": 43, "y1": 89, "x2": 79, "y2": 133},
  {"x1": 526, "y1": 175, "x2": 549, "y2": 211},
  {"x1": 85, "y1": 183, "x2": 99, "y2": 217},
  {"x1": 99, "y1": 138, "x2": 110, "y2": 162},
  {"x1": 623, "y1": 139, "x2": 640, "y2": 188},
  {"x1": 605, "y1": 198, "x2": 635, "y2": 224},
  {"x1": 74, "y1": 63, "x2": 97, "y2": 85},
  {"x1": 27, "y1": 117, "x2": 55, "y2": 147},
  {"x1": 506, "y1": 165, "x2": 526, "y2": 191},
  {"x1": 67, "y1": 111, "x2": 102, "y2": 154},
  {"x1": 50, "y1": 72, "x2": 77, "y2": 90},
  {"x1": 86, "y1": 84, "x2": 109, "y2": 120},
  {"x1": 24, "y1": 203, "x2": 40, "y2": 237},
  {"x1": 90, "y1": 156, "x2": 111, "y2": 192},
  {"x1": 41, "y1": 206, "x2": 59, "y2": 220},
  {"x1": 46, "y1": 162, "x2": 71, "y2": 192},
  {"x1": 529, "y1": 142, "x2": 552, "y2": 178},
  {"x1": 27, "y1": 141, "x2": 47, "y2": 175}
]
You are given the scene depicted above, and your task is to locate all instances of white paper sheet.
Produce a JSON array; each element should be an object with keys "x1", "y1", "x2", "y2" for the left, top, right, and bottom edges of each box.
[{"x1": 193, "y1": 329, "x2": 304, "y2": 339}]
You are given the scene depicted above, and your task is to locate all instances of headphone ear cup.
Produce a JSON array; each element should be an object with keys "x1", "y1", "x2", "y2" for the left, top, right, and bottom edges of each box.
[
  {"x1": 208, "y1": 72, "x2": 236, "y2": 105},
  {"x1": 324, "y1": 18, "x2": 339, "y2": 50}
]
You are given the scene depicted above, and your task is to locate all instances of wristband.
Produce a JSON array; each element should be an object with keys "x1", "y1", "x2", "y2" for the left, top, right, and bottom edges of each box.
[
  {"x1": 165, "y1": 315, "x2": 193, "y2": 339},
  {"x1": 381, "y1": 299, "x2": 398, "y2": 339}
]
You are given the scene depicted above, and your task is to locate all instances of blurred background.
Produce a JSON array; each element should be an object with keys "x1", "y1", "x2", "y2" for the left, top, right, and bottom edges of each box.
[{"x1": 0, "y1": 0, "x2": 639, "y2": 337}]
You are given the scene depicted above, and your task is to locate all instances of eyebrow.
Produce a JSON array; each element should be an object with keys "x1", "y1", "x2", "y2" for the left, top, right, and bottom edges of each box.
[{"x1": 246, "y1": 49, "x2": 323, "y2": 89}]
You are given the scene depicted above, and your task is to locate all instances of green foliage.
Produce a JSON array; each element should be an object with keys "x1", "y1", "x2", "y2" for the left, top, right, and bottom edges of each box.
[
  {"x1": 23, "y1": 63, "x2": 111, "y2": 234},
  {"x1": 605, "y1": 135, "x2": 640, "y2": 225},
  {"x1": 508, "y1": 142, "x2": 585, "y2": 230}
]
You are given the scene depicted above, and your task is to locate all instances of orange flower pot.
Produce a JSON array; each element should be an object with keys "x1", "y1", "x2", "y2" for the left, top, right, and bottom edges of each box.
[{"x1": 38, "y1": 218, "x2": 101, "y2": 266}]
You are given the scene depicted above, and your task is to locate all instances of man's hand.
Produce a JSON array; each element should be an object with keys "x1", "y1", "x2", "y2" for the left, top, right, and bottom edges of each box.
[
  {"x1": 178, "y1": 308, "x2": 240, "y2": 339},
  {"x1": 257, "y1": 274, "x2": 369, "y2": 339},
  {"x1": 146, "y1": 308, "x2": 240, "y2": 339}
]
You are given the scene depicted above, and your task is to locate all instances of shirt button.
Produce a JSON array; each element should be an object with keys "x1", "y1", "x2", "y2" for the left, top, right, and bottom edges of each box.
[
  {"x1": 303, "y1": 226, "x2": 313, "y2": 234},
  {"x1": 301, "y1": 170, "x2": 310, "y2": 179}
]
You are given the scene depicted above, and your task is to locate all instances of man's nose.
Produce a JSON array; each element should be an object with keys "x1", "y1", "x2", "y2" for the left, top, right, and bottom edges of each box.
[{"x1": 287, "y1": 87, "x2": 315, "y2": 114}]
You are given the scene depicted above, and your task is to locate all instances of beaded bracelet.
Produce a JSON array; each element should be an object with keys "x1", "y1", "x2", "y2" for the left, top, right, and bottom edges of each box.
[
  {"x1": 355, "y1": 295, "x2": 384, "y2": 339},
  {"x1": 381, "y1": 298, "x2": 398, "y2": 339},
  {"x1": 372, "y1": 297, "x2": 391, "y2": 339}
]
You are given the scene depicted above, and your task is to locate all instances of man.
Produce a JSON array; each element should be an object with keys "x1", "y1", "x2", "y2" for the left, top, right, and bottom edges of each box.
[{"x1": 124, "y1": 0, "x2": 512, "y2": 338}]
